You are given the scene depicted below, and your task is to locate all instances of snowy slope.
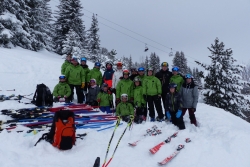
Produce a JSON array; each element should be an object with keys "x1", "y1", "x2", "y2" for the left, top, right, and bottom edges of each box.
[{"x1": 1, "y1": 48, "x2": 250, "y2": 167}]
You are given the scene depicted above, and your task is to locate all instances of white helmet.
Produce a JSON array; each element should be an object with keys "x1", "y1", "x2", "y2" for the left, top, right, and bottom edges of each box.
[{"x1": 121, "y1": 94, "x2": 128, "y2": 100}]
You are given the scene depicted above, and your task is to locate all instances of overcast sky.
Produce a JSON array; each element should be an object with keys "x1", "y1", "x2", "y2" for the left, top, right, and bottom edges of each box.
[{"x1": 50, "y1": 0, "x2": 250, "y2": 68}]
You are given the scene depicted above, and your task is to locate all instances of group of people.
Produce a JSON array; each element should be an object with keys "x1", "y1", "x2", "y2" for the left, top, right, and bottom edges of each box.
[{"x1": 52, "y1": 53, "x2": 199, "y2": 130}]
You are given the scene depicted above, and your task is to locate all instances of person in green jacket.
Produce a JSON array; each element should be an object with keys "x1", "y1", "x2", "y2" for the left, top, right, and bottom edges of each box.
[
  {"x1": 97, "y1": 83, "x2": 113, "y2": 113},
  {"x1": 64, "y1": 57, "x2": 85, "y2": 103},
  {"x1": 143, "y1": 67, "x2": 164, "y2": 122},
  {"x1": 137, "y1": 67, "x2": 146, "y2": 85},
  {"x1": 87, "y1": 62, "x2": 102, "y2": 87},
  {"x1": 133, "y1": 77, "x2": 146, "y2": 123},
  {"x1": 52, "y1": 75, "x2": 71, "y2": 103},
  {"x1": 169, "y1": 66, "x2": 184, "y2": 92},
  {"x1": 80, "y1": 57, "x2": 90, "y2": 102},
  {"x1": 116, "y1": 94, "x2": 134, "y2": 122},
  {"x1": 115, "y1": 69, "x2": 134, "y2": 106},
  {"x1": 61, "y1": 53, "x2": 72, "y2": 75}
]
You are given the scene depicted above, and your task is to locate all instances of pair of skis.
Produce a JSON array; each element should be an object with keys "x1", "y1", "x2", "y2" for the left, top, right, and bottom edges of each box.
[
  {"x1": 158, "y1": 138, "x2": 191, "y2": 165},
  {"x1": 128, "y1": 125, "x2": 161, "y2": 146}
]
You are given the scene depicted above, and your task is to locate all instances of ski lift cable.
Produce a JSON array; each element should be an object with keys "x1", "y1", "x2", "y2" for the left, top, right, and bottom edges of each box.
[
  {"x1": 84, "y1": 14, "x2": 173, "y2": 55},
  {"x1": 83, "y1": 8, "x2": 199, "y2": 62}
]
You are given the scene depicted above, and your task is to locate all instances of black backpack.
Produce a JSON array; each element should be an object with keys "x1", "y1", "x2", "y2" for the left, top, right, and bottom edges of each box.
[{"x1": 32, "y1": 83, "x2": 53, "y2": 107}]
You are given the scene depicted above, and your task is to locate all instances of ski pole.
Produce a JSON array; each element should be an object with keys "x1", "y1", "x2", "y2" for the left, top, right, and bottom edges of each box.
[
  {"x1": 104, "y1": 116, "x2": 134, "y2": 167},
  {"x1": 102, "y1": 117, "x2": 121, "y2": 167},
  {"x1": 0, "y1": 89, "x2": 15, "y2": 91}
]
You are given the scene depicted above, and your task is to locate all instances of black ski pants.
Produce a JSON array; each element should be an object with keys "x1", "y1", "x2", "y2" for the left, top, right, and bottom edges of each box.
[
  {"x1": 69, "y1": 84, "x2": 83, "y2": 103},
  {"x1": 147, "y1": 95, "x2": 164, "y2": 119},
  {"x1": 161, "y1": 91, "x2": 168, "y2": 109},
  {"x1": 182, "y1": 108, "x2": 197, "y2": 126},
  {"x1": 170, "y1": 111, "x2": 185, "y2": 130}
]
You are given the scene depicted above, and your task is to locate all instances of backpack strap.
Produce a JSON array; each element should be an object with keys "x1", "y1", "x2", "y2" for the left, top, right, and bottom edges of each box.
[{"x1": 34, "y1": 133, "x2": 52, "y2": 146}]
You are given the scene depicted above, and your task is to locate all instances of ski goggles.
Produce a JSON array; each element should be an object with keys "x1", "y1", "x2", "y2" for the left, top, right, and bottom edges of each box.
[
  {"x1": 138, "y1": 67, "x2": 145, "y2": 72},
  {"x1": 59, "y1": 75, "x2": 66, "y2": 79},
  {"x1": 71, "y1": 57, "x2": 78, "y2": 61},
  {"x1": 90, "y1": 79, "x2": 96, "y2": 83},
  {"x1": 81, "y1": 57, "x2": 87, "y2": 62},
  {"x1": 185, "y1": 74, "x2": 192, "y2": 79}
]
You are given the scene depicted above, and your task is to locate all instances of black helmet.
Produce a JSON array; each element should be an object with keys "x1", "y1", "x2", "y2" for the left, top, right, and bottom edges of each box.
[{"x1": 169, "y1": 83, "x2": 177, "y2": 89}]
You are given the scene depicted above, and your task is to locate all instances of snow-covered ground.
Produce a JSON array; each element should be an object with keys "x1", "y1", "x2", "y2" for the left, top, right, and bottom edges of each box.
[{"x1": 1, "y1": 48, "x2": 250, "y2": 167}]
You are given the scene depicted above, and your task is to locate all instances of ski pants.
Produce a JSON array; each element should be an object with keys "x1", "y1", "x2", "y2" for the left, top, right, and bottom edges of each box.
[
  {"x1": 182, "y1": 108, "x2": 197, "y2": 126},
  {"x1": 147, "y1": 95, "x2": 164, "y2": 119},
  {"x1": 161, "y1": 91, "x2": 168, "y2": 109},
  {"x1": 99, "y1": 106, "x2": 111, "y2": 113},
  {"x1": 81, "y1": 85, "x2": 88, "y2": 102},
  {"x1": 170, "y1": 111, "x2": 185, "y2": 130},
  {"x1": 69, "y1": 84, "x2": 83, "y2": 103}
]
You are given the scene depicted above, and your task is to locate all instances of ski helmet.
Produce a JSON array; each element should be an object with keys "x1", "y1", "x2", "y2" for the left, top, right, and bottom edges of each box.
[
  {"x1": 101, "y1": 83, "x2": 108, "y2": 90},
  {"x1": 185, "y1": 74, "x2": 193, "y2": 79},
  {"x1": 81, "y1": 57, "x2": 87, "y2": 62},
  {"x1": 138, "y1": 67, "x2": 145, "y2": 72},
  {"x1": 59, "y1": 75, "x2": 66, "y2": 79},
  {"x1": 116, "y1": 62, "x2": 123, "y2": 67},
  {"x1": 95, "y1": 62, "x2": 101, "y2": 67},
  {"x1": 161, "y1": 62, "x2": 168, "y2": 67},
  {"x1": 105, "y1": 61, "x2": 113, "y2": 68},
  {"x1": 123, "y1": 69, "x2": 130, "y2": 75},
  {"x1": 172, "y1": 66, "x2": 180, "y2": 72},
  {"x1": 121, "y1": 94, "x2": 128, "y2": 100},
  {"x1": 71, "y1": 57, "x2": 78, "y2": 62},
  {"x1": 90, "y1": 78, "x2": 96, "y2": 83},
  {"x1": 130, "y1": 67, "x2": 137, "y2": 72},
  {"x1": 133, "y1": 77, "x2": 141, "y2": 82},
  {"x1": 148, "y1": 67, "x2": 154, "y2": 71},
  {"x1": 169, "y1": 83, "x2": 177, "y2": 89}
]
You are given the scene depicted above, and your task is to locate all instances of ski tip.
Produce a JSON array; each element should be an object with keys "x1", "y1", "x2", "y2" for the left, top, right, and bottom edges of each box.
[{"x1": 93, "y1": 157, "x2": 100, "y2": 167}]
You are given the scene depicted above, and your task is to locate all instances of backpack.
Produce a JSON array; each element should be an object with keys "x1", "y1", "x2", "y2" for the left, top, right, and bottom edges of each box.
[
  {"x1": 35, "y1": 110, "x2": 76, "y2": 150},
  {"x1": 32, "y1": 83, "x2": 53, "y2": 107}
]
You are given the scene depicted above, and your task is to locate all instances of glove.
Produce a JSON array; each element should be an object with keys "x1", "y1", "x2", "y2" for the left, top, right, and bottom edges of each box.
[
  {"x1": 97, "y1": 99, "x2": 101, "y2": 103},
  {"x1": 81, "y1": 82, "x2": 85, "y2": 89},
  {"x1": 176, "y1": 110, "x2": 182, "y2": 118},
  {"x1": 143, "y1": 94, "x2": 147, "y2": 101},
  {"x1": 166, "y1": 111, "x2": 171, "y2": 120},
  {"x1": 191, "y1": 108, "x2": 196, "y2": 112}
]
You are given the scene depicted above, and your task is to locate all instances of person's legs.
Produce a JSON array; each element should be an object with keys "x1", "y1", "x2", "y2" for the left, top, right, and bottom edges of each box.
[
  {"x1": 153, "y1": 95, "x2": 164, "y2": 119},
  {"x1": 69, "y1": 84, "x2": 75, "y2": 102},
  {"x1": 188, "y1": 108, "x2": 197, "y2": 126},
  {"x1": 147, "y1": 96, "x2": 155, "y2": 119},
  {"x1": 75, "y1": 85, "x2": 83, "y2": 103},
  {"x1": 99, "y1": 106, "x2": 105, "y2": 113}
]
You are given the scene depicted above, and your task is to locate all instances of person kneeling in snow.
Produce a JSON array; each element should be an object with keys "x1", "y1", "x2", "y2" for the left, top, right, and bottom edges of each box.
[
  {"x1": 86, "y1": 79, "x2": 100, "y2": 106},
  {"x1": 52, "y1": 75, "x2": 71, "y2": 103},
  {"x1": 116, "y1": 94, "x2": 134, "y2": 122},
  {"x1": 97, "y1": 83, "x2": 113, "y2": 113},
  {"x1": 165, "y1": 83, "x2": 185, "y2": 130}
]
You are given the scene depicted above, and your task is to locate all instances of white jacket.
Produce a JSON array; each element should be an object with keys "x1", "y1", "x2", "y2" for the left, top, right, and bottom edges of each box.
[{"x1": 112, "y1": 69, "x2": 123, "y2": 88}]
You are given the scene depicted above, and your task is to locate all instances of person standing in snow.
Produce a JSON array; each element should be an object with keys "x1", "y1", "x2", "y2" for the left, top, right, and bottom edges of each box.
[
  {"x1": 129, "y1": 67, "x2": 138, "y2": 81},
  {"x1": 179, "y1": 74, "x2": 199, "y2": 126},
  {"x1": 87, "y1": 62, "x2": 103, "y2": 87},
  {"x1": 169, "y1": 66, "x2": 184, "y2": 92},
  {"x1": 102, "y1": 62, "x2": 115, "y2": 88},
  {"x1": 111, "y1": 62, "x2": 123, "y2": 94},
  {"x1": 86, "y1": 79, "x2": 100, "y2": 106},
  {"x1": 97, "y1": 83, "x2": 113, "y2": 113},
  {"x1": 64, "y1": 57, "x2": 85, "y2": 103},
  {"x1": 133, "y1": 77, "x2": 146, "y2": 123},
  {"x1": 143, "y1": 67, "x2": 164, "y2": 122},
  {"x1": 61, "y1": 53, "x2": 72, "y2": 75},
  {"x1": 165, "y1": 83, "x2": 185, "y2": 130},
  {"x1": 80, "y1": 57, "x2": 90, "y2": 103},
  {"x1": 155, "y1": 62, "x2": 173, "y2": 109},
  {"x1": 115, "y1": 69, "x2": 134, "y2": 106},
  {"x1": 52, "y1": 75, "x2": 71, "y2": 103},
  {"x1": 116, "y1": 94, "x2": 134, "y2": 122}
]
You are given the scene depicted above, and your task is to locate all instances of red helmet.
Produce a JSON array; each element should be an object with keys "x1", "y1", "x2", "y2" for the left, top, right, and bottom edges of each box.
[
  {"x1": 116, "y1": 62, "x2": 123, "y2": 67},
  {"x1": 123, "y1": 69, "x2": 130, "y2": 75}
]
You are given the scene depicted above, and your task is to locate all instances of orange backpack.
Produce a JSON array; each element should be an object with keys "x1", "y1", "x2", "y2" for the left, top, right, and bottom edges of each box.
[{"x1": 52, "y1": 116, "x2": 76, "y2": 150}]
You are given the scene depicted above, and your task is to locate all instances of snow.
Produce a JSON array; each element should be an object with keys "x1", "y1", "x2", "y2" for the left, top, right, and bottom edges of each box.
[{"x1": 1, "y1": 47, "x2": 250, "y2": 167}]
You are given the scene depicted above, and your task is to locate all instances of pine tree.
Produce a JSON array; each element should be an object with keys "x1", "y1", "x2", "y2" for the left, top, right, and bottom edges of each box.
[
  {"x1": 128, "y1": 55, "x2": 132, "y2": 70},
  {"x1": 0, "y1": 0, "x2": 32, "y2": 49},
  {"x1": 155, "y1": 55, "x2": 161, "y2": 72},
  {"x1": 62, "y1": 28, "x2": 82, "y2": 58},
  {"x1": 196, "y1": 38, "x2": 249, "y2": 117},
  {"x1": 149, "y1": 52, "x2": 158, "y2": 72},
  {"x1": 172, "y1": 51, "x2": 189, "y2": 75},
  {"x1": 54, "y1": 0, "x2": 86, "y2": 55}
]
